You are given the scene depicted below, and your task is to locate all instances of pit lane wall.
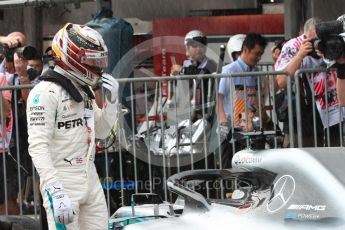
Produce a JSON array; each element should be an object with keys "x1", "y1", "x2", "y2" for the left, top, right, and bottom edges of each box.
[{"x1": 0, "y1": 67, "x2": 344, "y2": 227}]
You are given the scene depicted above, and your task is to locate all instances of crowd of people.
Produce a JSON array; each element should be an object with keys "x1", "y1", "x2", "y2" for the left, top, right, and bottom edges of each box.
[
  {"x1": 0, "y1": 32, "x2": 44, "y2": 215},
  {"x1": 169, "y1": 16, "x2": 345, "y2": 169}
]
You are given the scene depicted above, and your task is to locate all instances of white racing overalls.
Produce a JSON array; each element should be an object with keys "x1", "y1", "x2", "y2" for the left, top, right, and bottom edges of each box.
[{"x1": 27, "y1": 76, "x2": 117, "y2": 229}]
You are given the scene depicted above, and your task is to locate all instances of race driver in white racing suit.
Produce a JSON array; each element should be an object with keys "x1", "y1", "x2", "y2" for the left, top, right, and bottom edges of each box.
[{"x1": 26, "y1": 23, "x2": 119, "y2": 229}]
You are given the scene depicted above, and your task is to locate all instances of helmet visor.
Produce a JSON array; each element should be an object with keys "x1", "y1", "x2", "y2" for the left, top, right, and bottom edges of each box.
[{"x1": 80, "y1": 51, "x2": 108, "y2": 69}]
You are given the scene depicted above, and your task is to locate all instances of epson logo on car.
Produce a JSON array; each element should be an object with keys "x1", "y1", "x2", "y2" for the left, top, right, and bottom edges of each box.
[
  {"x1": 288, "y1": 204, "x2": 326, "y2": 211},
  {"x1": 57, "y1": 118, "x2": 83, "y2": 129}
]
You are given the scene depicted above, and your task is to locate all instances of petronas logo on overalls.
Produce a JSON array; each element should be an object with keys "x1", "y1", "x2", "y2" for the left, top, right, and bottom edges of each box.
[{"x1": 33, "y1": 94, "x2": 40, "y2": 105}]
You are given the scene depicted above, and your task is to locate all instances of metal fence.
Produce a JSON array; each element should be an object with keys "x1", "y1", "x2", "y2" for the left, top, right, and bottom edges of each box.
[
  {"x1": 0, "y1": 68, "x2": 344, "y2": 225},
  {"x1": 104, "y1": 69, "x2": 294, "y2": 206},
  {"x1": 294, "y1": 68, "x2": 344, "y2": 147},
  {"x1": 0, "y1": 84, "x2": 40, "y2": 218}
]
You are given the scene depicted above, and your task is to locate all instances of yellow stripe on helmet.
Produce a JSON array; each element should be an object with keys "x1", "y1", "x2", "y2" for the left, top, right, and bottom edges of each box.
[{"x1": 51, "y1": 23, "x2": 71, "y2": 59}]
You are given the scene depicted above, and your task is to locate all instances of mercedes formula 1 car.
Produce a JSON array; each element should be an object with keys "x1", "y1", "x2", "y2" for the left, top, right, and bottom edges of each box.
[
  {"x1": 119, "y1": 147, "x2": 345, "y2": 230},
  {"x1": 109, "y1": 193, "x2": 183, "y2": 229}
]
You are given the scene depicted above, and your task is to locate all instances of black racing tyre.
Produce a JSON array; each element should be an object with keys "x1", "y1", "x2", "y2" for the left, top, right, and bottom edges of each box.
[{"x1": 0, "y1": 215, "x2": 40, "y2": 230}]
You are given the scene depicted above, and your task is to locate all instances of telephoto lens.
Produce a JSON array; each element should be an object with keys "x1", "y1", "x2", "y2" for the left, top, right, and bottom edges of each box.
[
  {"x1": 316, "y1": 20, "x2": 344, "y2": 39},
  {"x1": 15, "y1": 46, "x2": 37, "y2": 60},
  {"x1": 314, "y1": 20, "x2": 345, "y2": 60},
  {"x1": 324, "y1": 36, "x2": 345, "y2": 60}
]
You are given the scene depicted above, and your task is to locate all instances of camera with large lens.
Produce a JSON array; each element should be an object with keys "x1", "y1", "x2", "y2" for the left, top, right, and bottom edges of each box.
[
  {"x1": 313, "y1": 20, "x2": 345, "y2": 60},
  {"x1": 0, "y1": 44, "x2": 38, "y2": 63},
  {"x1": 308, "y1": 38, "x2": 322, "y2": 59},
  {"x1": 15, "y1": 45, "x2": 38, "y2": 60}
]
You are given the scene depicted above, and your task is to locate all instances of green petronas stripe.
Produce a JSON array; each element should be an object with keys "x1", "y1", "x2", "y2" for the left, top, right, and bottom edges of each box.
[{"x1": 47, "y1": 191, "x2": 67, "y2": 230}]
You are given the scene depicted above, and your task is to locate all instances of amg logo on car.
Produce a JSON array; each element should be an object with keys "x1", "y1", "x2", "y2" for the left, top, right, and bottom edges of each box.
[
  {"x1": 58, "y1": 118, "x2": 83, "y2": 129},
  {"x1": 288, "y1": 204, "x2": 326, "y2": 211}
]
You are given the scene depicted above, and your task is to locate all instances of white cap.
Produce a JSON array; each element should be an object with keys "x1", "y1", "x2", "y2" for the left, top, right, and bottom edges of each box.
[
  {"x1": 226, "y1": 34, "x2": 246, "y2": 62},
  {"x1": 184, "y1": 30, "x2": 206, "y2": 46}
]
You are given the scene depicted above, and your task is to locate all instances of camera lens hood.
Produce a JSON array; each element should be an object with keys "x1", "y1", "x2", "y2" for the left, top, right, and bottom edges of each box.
[{"x1": 316, "y1": 20, "x2": 344, "y2": 39}]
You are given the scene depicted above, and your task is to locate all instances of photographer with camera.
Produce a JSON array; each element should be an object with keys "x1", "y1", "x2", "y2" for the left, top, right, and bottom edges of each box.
[
  {"x1": 0, "y1": 32, "x2": 25, "y2": 48},
  {"x1": 0, "y1": 32, "x2": 26, "y2": 215},
  {"x1": 313, "y1": 15, "x2": 345, "y2": 107},
  {"x1": 169, "y1": 30, "x2": 217, "y2": 122},
  {"x1": 1, "y1": 45, "x2": 42, "y2": 215},
  {"x1": 275, "y1": 17, "x2": 342, "y2": 147},
  {"x1": 0, "y1": 32, "x2": 26, "y2": 77}
]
